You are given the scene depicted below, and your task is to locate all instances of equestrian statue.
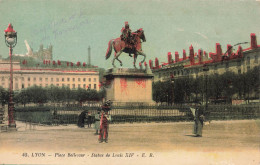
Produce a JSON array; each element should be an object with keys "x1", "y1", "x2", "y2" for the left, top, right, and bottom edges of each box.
[{"x1": 105, "y1": 22, "x2": 146, "y2": 68}]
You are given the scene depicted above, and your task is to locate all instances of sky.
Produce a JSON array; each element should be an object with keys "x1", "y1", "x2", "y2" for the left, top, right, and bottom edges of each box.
[{"x1": 0, "y1": 0, "x2": 259, "y2": 69}]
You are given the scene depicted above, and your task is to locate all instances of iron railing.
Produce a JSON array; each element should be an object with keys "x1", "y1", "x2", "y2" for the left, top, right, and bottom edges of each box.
[{"x1": 14, "y1": 104, "x2": 259, "y2": 125}]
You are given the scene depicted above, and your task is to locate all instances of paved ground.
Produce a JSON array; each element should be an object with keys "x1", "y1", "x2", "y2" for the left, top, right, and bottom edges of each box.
[{"x1": 0, "y1": 120, "x2": 259, "y2": 165}]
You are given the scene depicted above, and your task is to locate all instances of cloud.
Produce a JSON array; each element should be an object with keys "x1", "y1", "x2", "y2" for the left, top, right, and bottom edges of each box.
[{"x1": 194, "y1": 32, "x2": 208, "y2": 39}]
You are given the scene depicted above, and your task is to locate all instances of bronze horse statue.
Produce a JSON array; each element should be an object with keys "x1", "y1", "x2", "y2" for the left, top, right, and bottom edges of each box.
[{"x1": 105, "y1": 29, "x2": 146, "y2": 68}]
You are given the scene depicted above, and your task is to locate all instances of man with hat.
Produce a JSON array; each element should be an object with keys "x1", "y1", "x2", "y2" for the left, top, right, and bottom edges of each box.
[
  {"x1": 192, "y1": 102, "x2": 205, "y2": 137},
  {"x1": 94, "y1": 108, "x2": 101, "y2": 135},
  {"x1": 98, "y1": 100, "x2": 112, "y2": 143},
  {"x1": 121, "y1": 22, "x2": 132, "y2": 45}
]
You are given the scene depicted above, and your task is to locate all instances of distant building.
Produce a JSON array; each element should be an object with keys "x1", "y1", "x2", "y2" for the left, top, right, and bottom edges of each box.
[
  {"x1": 0, "y1": 59, "x2": 100, "y2": 91},
  {"x1": 0, "y1": 40, "x2": 103, "y2": 91},
  {"x1": 149, "y1": 33, "x2": 260, "y2": 82}
]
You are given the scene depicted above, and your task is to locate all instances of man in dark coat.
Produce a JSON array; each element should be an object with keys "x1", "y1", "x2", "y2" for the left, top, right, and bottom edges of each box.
[
  {"x1": 77, "y1": 110, "x2": 87, "y2": 128},
  {"x1": 193, "y1": 103, "x2": 205, "y2": 137}
]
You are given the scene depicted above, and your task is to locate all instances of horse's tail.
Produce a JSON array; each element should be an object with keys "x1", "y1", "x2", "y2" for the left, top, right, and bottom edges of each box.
[{"x1": 106, "y1": 39, "x2": 114, "y2": 60}]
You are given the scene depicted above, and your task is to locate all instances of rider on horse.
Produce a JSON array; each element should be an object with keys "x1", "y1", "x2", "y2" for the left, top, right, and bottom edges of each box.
[{"x1": 121, "y1": 22, "x2": 134, "y2": 45}]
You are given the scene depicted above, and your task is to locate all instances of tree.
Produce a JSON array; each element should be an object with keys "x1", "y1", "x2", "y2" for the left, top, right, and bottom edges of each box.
[{"x1": 0, "y1": 87, "x2": 9, "y2": 106}]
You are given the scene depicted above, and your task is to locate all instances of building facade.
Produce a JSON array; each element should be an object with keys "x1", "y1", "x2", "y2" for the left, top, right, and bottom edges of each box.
[
  {"x1": 150, "y1": 33, "x2": 260, "y2": 82},
  {"x1": 0, "y1": 60, "x2": 100, "y2": 91}
]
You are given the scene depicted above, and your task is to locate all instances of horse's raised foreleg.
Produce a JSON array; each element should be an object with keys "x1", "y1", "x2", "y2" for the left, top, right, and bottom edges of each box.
[
  {"x1": 137, "y1": 50, "x2": 146, "y2": 63},
  {"x1": 112, "y1": 49, "x2": 123, "y2": 68}
]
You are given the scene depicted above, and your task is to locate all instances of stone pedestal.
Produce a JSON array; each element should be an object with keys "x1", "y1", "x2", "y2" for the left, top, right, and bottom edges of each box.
[{"x1": 104, "y1": 68, "x2": 154, "y2": 105}]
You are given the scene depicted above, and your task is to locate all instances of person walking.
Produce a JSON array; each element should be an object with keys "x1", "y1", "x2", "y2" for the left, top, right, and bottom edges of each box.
[
  {"x1": 94, "y1": 109, "x2": 101, "y2": 135},
  {"x1": 99, "y1": 100, "x2": 112, "y2": 143},
  {"x1": 87, "y1": 112, "x2": 92, "y2": 128},
  {"x1": 77, "y1": 110, "x2": 87, "y2": 128},
  {"x1": 192, "y1": 103, "x2": 205, "y2": 137}
]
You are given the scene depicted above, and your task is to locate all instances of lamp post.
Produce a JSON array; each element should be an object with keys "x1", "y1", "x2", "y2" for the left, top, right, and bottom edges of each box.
[
  {"x1": 203, "y1": 64, "x2": 209, "y2": 112},
  {"x1": 4, "y1": 23, "x2": 17, "y2": 129},
  {"x1": 170, "y1": 77, "x2": 174, "y2": 105}
]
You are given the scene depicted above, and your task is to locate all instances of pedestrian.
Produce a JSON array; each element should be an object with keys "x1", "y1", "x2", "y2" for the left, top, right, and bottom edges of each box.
[
  {"x1": 192, "y1": 103, "x2": 205, "y2": 137},
  {"x1": 77, "y1": 110, "x2": 87, "y2": 128},
  {"x1": 99, "y1": 100, "x2": 112, "y2": 143},
  {"x1": 94, "y1": 109, "x2": 101, "y2": 135},
  {"x1": 87, "y1": 112, "x2": 92, "y2": 128}
]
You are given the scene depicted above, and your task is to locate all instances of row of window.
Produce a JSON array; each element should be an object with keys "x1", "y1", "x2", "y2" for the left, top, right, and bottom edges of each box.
[
  {"x1": 0, "y1": 77, "x2": 97, "y2": 82},
  {"x1": 158, "y1": 66, "x2": 252, "y2": 79},
  {"x1": 3, "y1": 83, "x2": 98, "y2": 90}
]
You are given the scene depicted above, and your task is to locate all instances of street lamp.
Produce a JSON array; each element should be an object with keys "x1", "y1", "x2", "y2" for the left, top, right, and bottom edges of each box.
[
  {"x1": 4, "y1": 23, "x2": 17, "y2": 129},
  {"x1": 203, "y1": 64, "x2": 209, "y2": 113}
]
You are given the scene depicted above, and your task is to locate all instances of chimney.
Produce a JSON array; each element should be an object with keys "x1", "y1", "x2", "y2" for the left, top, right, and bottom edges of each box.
[
  {"x1": 175, "y1": 51, "x2": 179, "y2": 62},
  {"x1": 144, "y1": 61, "x2": 147, "y2": 70},
  {"x1": 183, "y1": 49, "x2": 186, "y2": 60},
  {"x1": 149, "y1": 60, "x2": 153, "y2": 69},
  {"x1": 139, "y1": 62, "x2": 143, "y2": 69},
  {"x1": 189, "y1": 45, "x2": 195, "y2": 65},
  {"x1": 236, "y1": 46, "x2": 243, "y2": 58},
  {"x1": 250, "y1": 33, "x2": 257, "y2": 49},
  {"x1": 167, "y1": 52, "x2": 172, "y2": 64},
  {"x1": 216, "y1": 43, "x2": 222, "y2": 61},
  {"x1": 227, "y1": 44, "x2": 233, "y2": 56},
  {"x1": 198, "y1": 49, "x2": 203, "y2": 64}
]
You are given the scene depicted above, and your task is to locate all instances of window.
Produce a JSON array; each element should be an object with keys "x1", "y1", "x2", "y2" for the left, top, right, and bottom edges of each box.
[
  {"x1": 89, "y1": 78, "x2": 91, "y2": 82},
  {"x1": 238, "y1": 69, "x2": 241, "y2": 74},
  {"x1": 88, "y1": 84, "x2": 91, "y2": 89},
  {"x1": 56, "y1": 84, "x2": 59, "y2": 86},
  {"x1": 72, "y1": 84, "x2": 75, "y2": 89},
  {"x1": 78, "y1": 84, "x2": 81, "y2": 88},
  {"x1": 83, "y1": 84, "x2": 86, "y2": 88},
  {"x1": 83, "y1": 78, "x2": 86, "y2": 82},
  {"x1": 45, "y1": 78, "x2": 48, "y2": 81},
  {"x1": 67, "y1": 84, "x2": 70, "y2": 88},
  {"x1": 94, "y1": 78, "x2": 96, "y2": 82},
  {"x1": 67, "y1": 78, "x2": 70, "y2": 81},
  {"x1": 39, "y1": 78, "x2": 42, "y2": 81},
  {"x1": 28, "y1": 84, "x2": 31, "y2": 87},
  {"x1": 247, "y1": 57, "x2": 250, "y2": 65},
  {"x1": 51, "y1": 78, "x2": 53, "y2": 82},
  {"x1": 34, "y1": 77, "x2": 36, "y2": 81},
  {"x1": 255, "y1": 55, "x2": 258, "y2": 64},
  {"x1": 56, "y1": 78, "x2": 59, "y2": 82},
  {"x1": 21, "y1": 77, "x2": 24, "y2": 81},
  {"x1": 22, "y1": 84, "x2": 24, "y2": 88},
  {"x1": 73, "y1": 78, "x2": 75, "y2": 82},
  {"x1": 78, "y1": 78, "x2": 80, "y2": 82},
  {"x1": 62, "y1": 78, "x2": 64, "y2": 82},
  {"x1": 94, "y1": 84, "x2": 96, "y2": 89}
]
